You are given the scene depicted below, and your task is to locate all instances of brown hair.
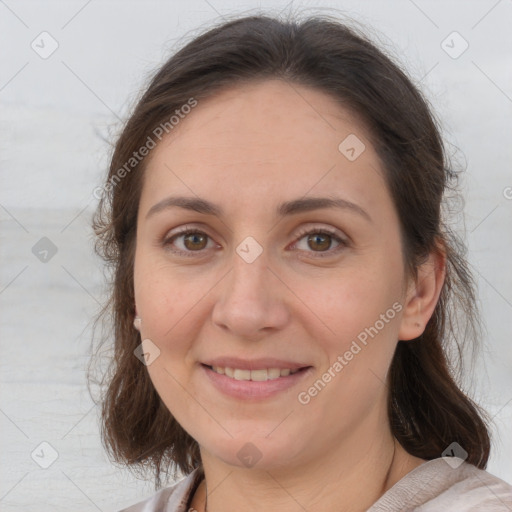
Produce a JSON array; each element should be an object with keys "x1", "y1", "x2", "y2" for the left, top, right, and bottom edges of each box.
[{"x1": 90, "y1": 13, "x2": 491, "y2": 487}]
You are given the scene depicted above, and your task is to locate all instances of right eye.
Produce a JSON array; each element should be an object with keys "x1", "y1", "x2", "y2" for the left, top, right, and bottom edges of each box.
[{"x1": 163, "y1": 228, "x2": 216, "y2": 257}]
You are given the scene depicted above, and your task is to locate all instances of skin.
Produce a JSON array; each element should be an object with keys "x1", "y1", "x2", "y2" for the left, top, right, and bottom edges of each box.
[{"x1": 133, "y1": 79, "x2": 445, "y2": 512}]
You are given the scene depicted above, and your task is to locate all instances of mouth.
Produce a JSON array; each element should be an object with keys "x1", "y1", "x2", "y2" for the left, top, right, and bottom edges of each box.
[
  {"x1": 202, "y1": 364, "x2": 309, "y2": 381},
  {"x1": 200, "y1": 363, "x2": 313, "y2": 400}
]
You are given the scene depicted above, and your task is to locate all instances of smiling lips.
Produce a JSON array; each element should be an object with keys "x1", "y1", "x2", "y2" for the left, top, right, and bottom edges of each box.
[
  {"x1": 202, "y1": 361, "x2": 312, "y2": 400},
  {"x1": 201, "y1": 357, "x2": 311, "y2": 383}
]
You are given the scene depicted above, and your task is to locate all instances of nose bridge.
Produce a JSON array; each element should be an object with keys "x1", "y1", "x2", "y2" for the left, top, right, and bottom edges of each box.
[
  {"x1": 227, "y1": 235, "x2": 272, "y2": 308},
  {"x1": 211, "y1": 233, "x2": 287, "y2": 336}
]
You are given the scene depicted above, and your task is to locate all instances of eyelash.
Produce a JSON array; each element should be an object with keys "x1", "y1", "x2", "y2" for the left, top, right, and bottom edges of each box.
[{"x1": 162, "y1": 225, "x2": 348, "y2": 259}]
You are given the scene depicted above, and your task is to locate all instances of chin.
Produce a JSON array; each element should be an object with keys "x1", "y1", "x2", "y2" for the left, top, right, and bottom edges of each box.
[{"x1": 202, "y1": 436, "x2": 305, "y2": 471}]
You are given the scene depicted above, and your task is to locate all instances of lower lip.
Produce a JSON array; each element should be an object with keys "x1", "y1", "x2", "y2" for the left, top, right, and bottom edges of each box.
[{"x1": 201, "y1": 364, "x2": 313, "y2": 400}]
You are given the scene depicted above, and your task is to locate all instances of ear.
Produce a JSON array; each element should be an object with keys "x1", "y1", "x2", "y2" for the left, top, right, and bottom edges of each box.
[
  {"x1": 133, "y1": 305, "x2": 141, "y2": 331},
  {"x1": 398, "y1": 244, "x2": 446, "y2": 341}
]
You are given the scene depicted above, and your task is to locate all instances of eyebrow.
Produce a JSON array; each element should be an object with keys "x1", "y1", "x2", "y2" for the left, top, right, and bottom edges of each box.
[{"x1": 145, "y1": 195, "x2": 372, "y2": 222}]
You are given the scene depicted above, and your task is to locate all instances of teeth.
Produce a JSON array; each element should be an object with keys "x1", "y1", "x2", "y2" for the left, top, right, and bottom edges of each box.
[
  {"x1": 211, "y1": 366, "x2": 301, "y2": 381},
  {"x1": 267, "y1": 368, "x2": 281, "y2": 379},
  {"x1": 234, "y1": 369, "x2": 251, "y2": 380},
  {"x1": 249, "y1": 369, "x2": 267, "y2": 381}
]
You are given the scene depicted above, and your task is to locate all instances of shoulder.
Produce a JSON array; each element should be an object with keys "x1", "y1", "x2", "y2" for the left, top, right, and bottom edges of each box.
[
  {"x1": 432, "y1": 460, "x2": 512, "y2": 511},
  {"x1": 118, "y1": 468, "x2": 203, "y2": 512},
  {"x1": 368, "y1": 457, "x2": 512, "y2": 511}
]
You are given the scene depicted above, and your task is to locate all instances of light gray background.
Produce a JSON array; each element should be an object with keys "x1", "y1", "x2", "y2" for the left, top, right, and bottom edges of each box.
[{"x1": 1, "y1": 1, "x2": 511, "y2": 510}]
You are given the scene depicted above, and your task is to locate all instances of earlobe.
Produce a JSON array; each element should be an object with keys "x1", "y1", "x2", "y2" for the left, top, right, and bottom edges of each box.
[
  {"x1": 398, "y1": 247, "x2": 446, "y2": 341},
  {"x1": 134, "y1": 305, "x2": 141, "y2": 331}
]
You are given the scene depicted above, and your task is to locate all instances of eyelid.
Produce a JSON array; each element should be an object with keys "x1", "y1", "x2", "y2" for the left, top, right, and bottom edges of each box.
[{"x1": 293, "y1": 223, "x2": 348, "y2": 243}]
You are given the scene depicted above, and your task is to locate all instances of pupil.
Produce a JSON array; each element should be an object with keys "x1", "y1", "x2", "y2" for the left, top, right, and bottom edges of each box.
[
  {"x1": 309, "y1": 233, "x2": 330, "y2": 251},
  {"x1": 185, "y1": 233, "x2": 206, "y2": 250}
]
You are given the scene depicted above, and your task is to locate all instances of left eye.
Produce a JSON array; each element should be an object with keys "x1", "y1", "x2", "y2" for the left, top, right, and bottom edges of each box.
[
  {"x1": 293, "y1": 228, "x2": 346, "y2": 257},
  {"x1": 162, "y1": 227, "x2": 347, "y2": 257}
]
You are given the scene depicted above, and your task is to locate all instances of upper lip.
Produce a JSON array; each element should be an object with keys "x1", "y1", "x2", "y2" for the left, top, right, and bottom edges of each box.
[{"x1": 202, "y1": 357, "x2": 311, "y2": 371}]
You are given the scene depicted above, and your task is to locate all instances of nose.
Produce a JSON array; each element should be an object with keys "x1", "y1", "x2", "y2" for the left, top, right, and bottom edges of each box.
[{"x1": 211, "y1": 244, "x2": 289, "y2": 339}]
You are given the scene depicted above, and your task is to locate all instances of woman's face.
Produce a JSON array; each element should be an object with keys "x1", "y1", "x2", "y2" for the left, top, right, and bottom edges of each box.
[{"x1": 133, "y1": 79, "x2": 411, "y2": 470}]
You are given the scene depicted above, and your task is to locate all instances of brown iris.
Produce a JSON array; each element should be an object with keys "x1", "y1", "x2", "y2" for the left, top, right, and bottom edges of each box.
[
  {"x1": 183, "y1": 232, "x2": 208, "y2": 251},
  {"x1": 307, "y1": 233, "x2": 331, "y2": 251}
]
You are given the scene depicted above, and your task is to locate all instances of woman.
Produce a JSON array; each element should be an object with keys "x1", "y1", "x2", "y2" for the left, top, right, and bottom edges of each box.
[{"x1": 91, "y1": 13, "x2": 512, "y2": 512}]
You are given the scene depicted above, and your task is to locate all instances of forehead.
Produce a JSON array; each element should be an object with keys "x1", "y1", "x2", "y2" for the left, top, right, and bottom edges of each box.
[{"x1": 140, "y1": 79, "x2": 389, "y2": 220}]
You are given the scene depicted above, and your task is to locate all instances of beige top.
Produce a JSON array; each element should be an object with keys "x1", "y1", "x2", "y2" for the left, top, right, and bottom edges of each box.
[{"x1": 119, "y1": 457, "x2": 512, "y2": 511}]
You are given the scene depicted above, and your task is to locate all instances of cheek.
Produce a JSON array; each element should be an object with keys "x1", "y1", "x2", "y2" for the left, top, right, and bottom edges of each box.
[
  {"x1": 294, "y1": 273, "x2": 402, "y2": 435},
  {"x1": 295, "y1": 260, "x2": 403, "y2": 346},
  {"x1": 134, "y1": 264, "x2": 199, "y2": 417},
  {"x1": 136, "y1": 278, "x2": 187, "y2": 348},
  {"x1": 134, "y1": 252, "x2": 184, "y2": 344},
  {"x1": 133, "y1": 253, "x2": 215, "y2": 375}
]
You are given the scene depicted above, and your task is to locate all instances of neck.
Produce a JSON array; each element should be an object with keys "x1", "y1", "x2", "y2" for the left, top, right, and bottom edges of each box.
[{"x1": 190, "y1": 420, "x2": 426, "y2": 512}]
